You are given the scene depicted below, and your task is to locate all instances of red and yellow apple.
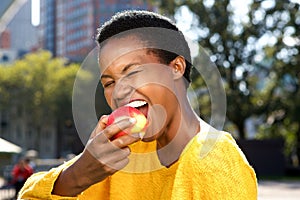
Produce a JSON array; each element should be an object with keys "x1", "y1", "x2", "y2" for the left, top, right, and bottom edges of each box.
[{"x1": 107, "y1": 106, "x2": 148, "y2": 140}]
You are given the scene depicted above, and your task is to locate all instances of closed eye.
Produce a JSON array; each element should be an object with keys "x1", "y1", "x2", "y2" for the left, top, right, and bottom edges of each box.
[
  {"x1": 126, "y1": 70, "x2": 141, "y2": 77},
  {"x1": 103, "y1": 80, "x2": 115, "y2": 88}
]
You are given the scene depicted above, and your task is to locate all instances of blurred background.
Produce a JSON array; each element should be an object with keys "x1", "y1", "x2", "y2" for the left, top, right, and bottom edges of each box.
[{"x1": 0, "y1": 0, "x2": 299, "y2": 199}]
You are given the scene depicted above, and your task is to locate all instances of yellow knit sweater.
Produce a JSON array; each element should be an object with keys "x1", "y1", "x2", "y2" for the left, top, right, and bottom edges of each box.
[{"x1": 19, "y1": 129, "x2": 257, "y2": 199}]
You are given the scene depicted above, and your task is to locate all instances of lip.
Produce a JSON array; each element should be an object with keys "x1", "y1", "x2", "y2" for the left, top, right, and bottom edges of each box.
[{"x1": 115, "y1": 99, "x2": 131, "y2": 108}]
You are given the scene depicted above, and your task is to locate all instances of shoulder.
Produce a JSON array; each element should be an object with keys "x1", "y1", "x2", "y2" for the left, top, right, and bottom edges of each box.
[
  {"x1": 179, "y1": 120, "x2": 251, "y2": 168},
  {"x1": 174, "y1": 124, "x2": 257, "y2": 199}
]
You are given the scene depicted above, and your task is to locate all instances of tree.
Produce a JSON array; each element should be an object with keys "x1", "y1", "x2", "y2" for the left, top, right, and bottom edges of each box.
[
  {"x1": 155, "y1": 0, "x2": 300, "y2": 159},
  {"x1": 0, "y1": 50, "x2": 82, "y2": 156},
  {"x1": 251, "y1": 0, "x2": 300, "y2": 161}
]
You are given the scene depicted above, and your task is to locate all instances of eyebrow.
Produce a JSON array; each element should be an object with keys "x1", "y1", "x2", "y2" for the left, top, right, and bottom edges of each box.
[
  {"x1": 100, "y1": 62, "x2": 140, "y2": 80},
  {"x1": 122, "y1": 62, "x2": 140, "y2": 73}
]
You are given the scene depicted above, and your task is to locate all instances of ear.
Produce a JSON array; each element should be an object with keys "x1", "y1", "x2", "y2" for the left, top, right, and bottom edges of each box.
[{"x1": 170, "y1": 56, "x2": 186, "y2": 80}]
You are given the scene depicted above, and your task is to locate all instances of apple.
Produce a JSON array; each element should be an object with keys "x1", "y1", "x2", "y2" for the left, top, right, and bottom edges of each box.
[{"x1": 107, "y1": 106, "x2": 148, "y2": 140}]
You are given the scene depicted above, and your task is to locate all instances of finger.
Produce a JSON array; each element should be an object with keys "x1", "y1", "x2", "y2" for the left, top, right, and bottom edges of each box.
[
  {"x1": 102, "y1": 155, "x2": 130, "y2": 171},
  {"x1": 91, "y1": 146, "x2": 130, "y2": 172},
  {"x1": 103, "y1": 117, "x2": 136, "y2": 140},
  {"x1": 86, "y1": 134, "x2": 131, "y2": 160},
  {"x1": 99, "y1": 147, "x2": 130, "y2": 165},
  {"x1": 90, "y1": 115, "x2": 109, "y2": 138},
  {"x1": 111, "y1": 134, "x2": 141, "y2": 149},
  {"x1": 122, "y1": 146, "x2": 131, "y2": 154},
  {"x1": 98, "y1": 115, "x2": 109, "y2": 130},
  {"x1": 111, "y1": 157, "x2": 130, "y2": 171}
]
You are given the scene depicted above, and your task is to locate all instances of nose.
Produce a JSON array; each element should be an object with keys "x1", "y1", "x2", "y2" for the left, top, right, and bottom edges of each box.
[{"x1": 112, "y1": 79, "x2": 134, "y2": 107}]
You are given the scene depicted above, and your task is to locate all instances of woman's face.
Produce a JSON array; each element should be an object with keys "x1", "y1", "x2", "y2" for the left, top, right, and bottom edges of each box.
[{"x1": 99, "y1": 35, "x2": 180, "y2": 141}]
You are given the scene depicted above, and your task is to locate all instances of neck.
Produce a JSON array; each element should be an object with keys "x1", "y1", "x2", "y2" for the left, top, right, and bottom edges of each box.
[{"x1": 156, "y1": 95, "x2": 200, "y2": 167}]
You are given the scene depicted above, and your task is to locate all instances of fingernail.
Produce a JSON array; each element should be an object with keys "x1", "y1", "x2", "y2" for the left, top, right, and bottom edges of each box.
[
  {"x1": 131, "y1": 132, "x2": 144, "y2": 139},
  {"x1": 139, "y1": 132, "x2": 145, "y2": 139},
  {"x1": 129, "y1": 118, "x2": 136, "y2": 124}
]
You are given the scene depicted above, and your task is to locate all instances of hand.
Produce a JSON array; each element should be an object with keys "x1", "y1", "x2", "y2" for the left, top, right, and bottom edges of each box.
[
  {"x1": 84, "y1": 115, "x2": 139, "y2": 175},
  {"x1": 52, "y1": 116, "x2": 140, "y2": 196}
]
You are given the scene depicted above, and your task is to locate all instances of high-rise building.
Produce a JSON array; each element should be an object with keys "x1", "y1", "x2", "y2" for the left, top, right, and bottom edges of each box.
[
  {"x1": 40, "y1": 0, "x2": 153, "y2": 62},
  {"x1": 7, "y1": 0, "x2": 39, "y2": 53},
  {"x1": 0, "y1": 0, "x2": 39, "y2": 60},
  {"x1": 0, "y1": 0, "x2": 154, "y2": 159}
]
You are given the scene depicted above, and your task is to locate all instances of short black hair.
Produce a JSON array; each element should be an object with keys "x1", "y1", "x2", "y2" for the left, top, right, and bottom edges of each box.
[{"x1": 96, "y1": 10, "x2": 192, "y2": 83}]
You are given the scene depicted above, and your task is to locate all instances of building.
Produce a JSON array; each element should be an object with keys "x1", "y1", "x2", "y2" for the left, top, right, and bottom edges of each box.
[
  {"x1": 0, "y1": 0, "x2": 154, "y2": 159},
  {"x1": 6, "y1": 0, "x2": 39, "y2": 53},
  {"x1": 0, "y1": 30, "x2": 11, "y2": 49},
  {"x1": 40, "y1": 0, "x2": 153, "y2": 62},
  {"x1": 0, "y1": 48, "x2": 17, "y2": 63},
  {"x1": 0, "y1": 0, "x2": 39, "y2": 60},
  {"x1": 0, "y1": 0, "x2": 54, "y2": 158},
  {"x1": 0, "y1": 0, "x2": 39, "y2": 52}
]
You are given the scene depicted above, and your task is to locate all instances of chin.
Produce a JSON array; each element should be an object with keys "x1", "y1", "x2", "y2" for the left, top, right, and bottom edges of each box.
[{"x1": 141, "y1": 129, "x2": 162, "y2": 142}]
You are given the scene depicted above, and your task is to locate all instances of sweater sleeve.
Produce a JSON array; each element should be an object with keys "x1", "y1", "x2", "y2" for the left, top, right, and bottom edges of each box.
[
  {"x1": 18, "y1": 157, "x2": 78, "y2": 200},
  {"x1": 171, "y1": 132, "x2": 257, "y2": 200}
]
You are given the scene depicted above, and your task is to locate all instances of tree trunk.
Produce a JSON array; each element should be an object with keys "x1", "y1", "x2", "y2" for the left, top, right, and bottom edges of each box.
[
  {"x1": 296, "y1": 121, "x2": 300, "y2": 167},
  {"x1": 236, "y1": 120, "x2": 246, "y2": 139},
  {"x1": 56, "y1": 118, "x2": 63, "y2": 158}
]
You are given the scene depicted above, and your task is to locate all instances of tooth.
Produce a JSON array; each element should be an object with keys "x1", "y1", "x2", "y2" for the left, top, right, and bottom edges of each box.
[{"x1": 126, "y1": 101, "x2": 147, "y2": 108}]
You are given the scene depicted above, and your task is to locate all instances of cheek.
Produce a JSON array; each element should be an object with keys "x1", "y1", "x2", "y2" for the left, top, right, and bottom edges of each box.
[
  {"x1": 140, "y1": 84, "x2": 175, "y2": 104},
  {"x1": 104, "y1": 89, "x2": 113, "y2": 107},
  {"x1": 146, "y1": 84, "x2": 179, "y2": 124}
]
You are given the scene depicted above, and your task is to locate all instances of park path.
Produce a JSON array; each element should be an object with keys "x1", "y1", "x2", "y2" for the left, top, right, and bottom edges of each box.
[
  {"x1": 1, "y1": 177, "x2": 300, "y2": 199},
  {"x1": 258, "y1": 180, "x2": 300, "y2": 200}
]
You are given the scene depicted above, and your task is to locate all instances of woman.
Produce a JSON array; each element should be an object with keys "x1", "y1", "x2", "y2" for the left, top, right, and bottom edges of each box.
[{"x1": 19, "y1": 10, "x2": 257, "y2": 199}]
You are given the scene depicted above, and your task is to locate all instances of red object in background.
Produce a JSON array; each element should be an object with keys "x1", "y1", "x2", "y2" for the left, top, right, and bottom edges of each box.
[
  {"x1": 11, "y1": 159, "x2": 33, "y2": 183},
  {"x1": 11, "y1": 159, "x2": 34, "y2": 197},
  {"x1": 0, "y1": 29, "x2": 11, "y2": 49}
]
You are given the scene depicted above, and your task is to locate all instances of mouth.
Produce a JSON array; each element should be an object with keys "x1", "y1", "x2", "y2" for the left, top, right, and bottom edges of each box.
[{"x1": 125, "y1": 100, "x2": 149, "y2": 118}]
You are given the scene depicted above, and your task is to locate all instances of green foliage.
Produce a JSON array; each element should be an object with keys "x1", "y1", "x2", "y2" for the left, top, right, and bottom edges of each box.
[
  {"x1": 155, "y1": 0, "x2": 300, "y2": 159},
  {"x1": 0, "y1": 50, "x2": 81, "y2": 124}
]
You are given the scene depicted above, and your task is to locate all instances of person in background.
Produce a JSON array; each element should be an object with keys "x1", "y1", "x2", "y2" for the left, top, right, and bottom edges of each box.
[
  {"x1": 25, "y1": 157, "x2": 37, "y2": 172},
  {"x1": 11, "y1": 158, "x2": 33, "y2": 198},
  {"x1": 18, "y1": 10, "x2": 257, "y2": 199}
]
